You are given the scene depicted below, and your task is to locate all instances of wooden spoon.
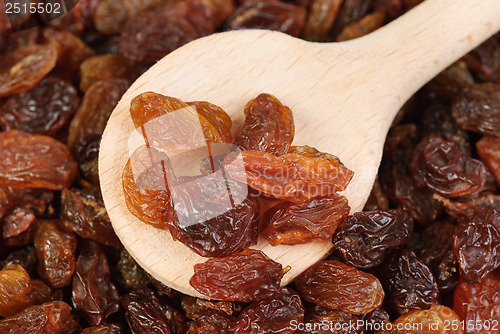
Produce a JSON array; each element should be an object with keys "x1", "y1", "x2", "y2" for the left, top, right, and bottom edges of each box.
[{"x1": 99, "y1": 0, "x2": 500, "y2": 298}]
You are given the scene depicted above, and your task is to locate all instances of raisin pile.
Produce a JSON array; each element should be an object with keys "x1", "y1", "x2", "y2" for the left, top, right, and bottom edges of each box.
[{"x1": 0, "y1": 0, "x2": 499, "y2": 333}]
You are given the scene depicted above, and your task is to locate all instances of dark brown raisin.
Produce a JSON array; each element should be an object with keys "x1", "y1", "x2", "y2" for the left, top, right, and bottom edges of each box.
[
  {"x1": 72, "y1": 240, "x2": 120, "y2": 326},
  {"x1": 463, "y1": 37, "x2": 500, "y2": 82},
  {"x1": 190, "y1": 249, "x2": 284, "y2": 302},
  {"x1": 477, "y1": 135, "x2": 500, "y2": 188},
  {"x1": 2, "y1": 207, "x2": 38, "y2": 247},
  {"x1": 81, "y1": 323, "x2": 123, "y2": 334},
  {"x1": 116, "y1": 248, "x2": 150, "y2": 290},
  {"x1": 332, "y1": 207, "x2": 413, "y2": 269}
]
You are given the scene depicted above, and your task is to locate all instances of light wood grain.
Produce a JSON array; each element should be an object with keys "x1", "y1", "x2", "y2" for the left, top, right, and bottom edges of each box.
[{"x1": 99, "y1": 0, "x2": 500, "y2": 298}]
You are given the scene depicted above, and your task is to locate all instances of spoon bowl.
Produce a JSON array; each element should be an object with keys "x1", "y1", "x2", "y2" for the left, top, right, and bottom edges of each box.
[{"x1": 99, "y1": 0, "x2": 500, "y2": 298}]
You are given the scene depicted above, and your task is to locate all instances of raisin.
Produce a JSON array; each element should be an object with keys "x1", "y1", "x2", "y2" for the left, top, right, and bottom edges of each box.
[
  {"x1": 0, "y1": 130, "x2": 77, "y2": 190},
  {"x1": 296, "y1": 260, "x2": 384, "y2": 315},
  {"x1": 205, "y1": 0, "x2": 235, "y2": 26},
  {"x1": 60, "y1": 187, "x2": 121, "y2": 247},
  {"x1": 453, "y1": 207, "x2": 500, "y2": 283},
  {"x1": 9, "y1": 188, "x2": 55, "y2": 218},
  {"x1": 336, "y1": 11, "x2": 385, "y2": 41},
  {"x1": 234, "y1": 93, "x2": 295, "y2": 155},
  {"x1": 361, "y1": 307, "x2": 390, "y2": 334},
  {"x1": 168, "y1": 173, "x2": 259, "y2": 257},
  {"x1": 332, "y1": 207, "x2": 413, "y2": 269},
  {"x1": 429, "y1": 61, "x2": 475, "y2": 98},
  {"x1": 410, "y1": 222, "x2": 459, "y2": 292},
  {"x1": 67, "y1": 79, "x2": 129, "y2": 150},
  {"x1": 303, "y1": 0, "x2": 342, "y2": 41},
  {"x1": 437, "y1": 193, "x2": 500, "y2": 218},
  {"x1": 181, "y1": 295, "x2": 242, "y2": 319},
  {"x1": 382, "y1": 248, "x2": 439, "y2": 316},
  {"x1": 0, "y1": 42, "x2": 58, "y2": 98},
  {"x1": 0, "y1": 77, "x2": 80, "y2": 135},
  {"x1": 122, "y1": 288, "x2": 187, "y2": 334},
  {"x1": 0, "y1": 264, "x2": 32, "y2": 317},
  {"x1": 372, "y1": 0, "x2": 404, "y2": 21},
  {"x1": 463, "y1": 37, "x2": 500, "y2": 82},
  {"x1": 330, "y1": 0, "x2": 372, "y2": 37},
  {"x1": 2, "y1": 207, "x2": 38, "y2": 247},
  {"x1": 234, "y1": 287, "x2": 305, "y2": 334},
  {"x1": 116, "y1": 248, "x2": 150, "y2": 290},
  {"x1": 453, "y1": 271, "x2": 500, "y2": 334},
  {"x1": 363, "y1": 178, "x2": 390, "y2": 211},
  {"x1": 262, "y1": 194, "x2": 350, "y2": 245},
  {"x1": 0, "y1": 245, "x2": 37, "y2": 273},
  {"x1": 298, "y1": 308, "x2": 362, "y2": 334},
  {"x1": 0, "y1": 301, "x2": 79, "y2": 334},
  {"x1": 187, "y1": 101, "x2": 233, "y2": 143},
  {"x1": 72, "y1": 240, "x2": 120, "y2": 326},
  {"x1": 119, "y1": 6, "x2": 199, "y2": 63},
  {"x1": 81, "y1": 324, "x2": 123, "y2": 334},
  {"x1": 190, "y1": 249, "x2": 284, "y2": 302},
  {"x1": 122, "y1": 146, "x2": 174, "y2": 229},
  {"x1": 227, "y1": 0, "x2": 306, "y2": 37},
  {"x1": 410, "y1": 135, "x2": 487, "y2": 198},
  {"x1": 451, "y1": 83, "x2": 500, "y2": 136},
  {"x1": 223, "y1": 148, "x2": 353, "y2": 203},
  {"x1": 25, "y1": 278, "x2": 62, "y2": 308},
  {"x1": 129, "y1": 93, "x2": 227, "y2": 154},
  {"x1": 80, "y1": 54, "x2": 141, "y2": 92},
  {"x1": 389, "y1": 304, "x2": 462, "y2": 334},
  {"x1": 34, "y1": 221, "x2": 77, "y2": 288},
  {"x1": 477, "y1": 136, "x2": 500, "y2": 188}
]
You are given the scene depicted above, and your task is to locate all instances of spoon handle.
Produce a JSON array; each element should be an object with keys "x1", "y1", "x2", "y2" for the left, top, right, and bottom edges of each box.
[{"x1": 362, "y1": 0, "x2": 500, "y2": 110}]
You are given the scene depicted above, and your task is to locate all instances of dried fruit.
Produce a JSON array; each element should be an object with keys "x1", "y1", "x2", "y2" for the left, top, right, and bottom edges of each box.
[
  {"x1": 390, "y1": 304, "x2": 463, "y2": 334},
  {"x1": 336, "y1": 11, "x2": 385, "y2": 41},
  {"x1": 476, "y1": 136, "x2": 500, "y2": 188},
  {"x1": 94, "y1": 0, "x2": 130, "y2": 34},
  {"x1": 34, "y1": 221, "x2": 77, "y2": 288},
  {"x1": 463, "y1": 37, "x2": 500, "y2": 82},
  {"x1": 234, "y1": 288, "x2": 304, "y2": 334},
  {"x1": 0, "y1": 130, "x2": 77, "y2": 190},
  {"x1": 190, "y1": 249, "x2": 284, "y2": 302},
  {"x1": 122, "y1": 288, "x2": 187, "y2": 334},
  {"x1": 262, "y1": 194, "x2": 350, "y2": 245},
  {"x1": 227, "y1": 0, "x2": 306, "y2": 37},
  {"x1": 332, "y1": 207, "x2": 413, "y2": 269},
  {"x1": 453, "y1": 207, "x2": 500, "y2": 283},
  {"x1": 81, "y1": 324, "x2": 123, "y2": 334},
  {"x1": 187, "y1": 311, "x2": 236, "y2": 333},
  {"x1": 410, "y1": 135, "x2": 487, "y2": 198},
  {"x1": 224, "y1": 148, "x2": 353, "y2": 203},
  {"x1": 187, "y1": 101, "x2": 233, "y2": 143},
  {"x1": 117, "y1": 248, "x2": 150, "y2": 290},
  {"x1": 0, "y1": 301, "x2": 79, "y2": 334},
  {"x1": 0, "y1": 77, "x2": 79, "y2": 135},
  {"x1": 0, "y1": 264, "x2": 32, "y2": 317},
  {"x1": 60, "y1": 188, "x2": 121, "y2": 247},
  {"x1": 2, "y1": 207, "x2": 38, "y2": 246},
  {"x1": 72, "y1": 240, "x2": 120, "y2": 326},
  {"x1": 453, "y1": 271, "x2": 500, "y2": 334},
  {"x1": 0, "y1": 43, "x2": 58, "y2": 98},
  {"x1": 303, "y1": 0, "x2": 342, "y2": 41},
  {"x1": 452, "y1": 83, "x2": 500, "y2": 136},
  {"x1": 234, "y1": 93, "x2": 295, "y2": 155},
  {"x1": 382, "y1": 248, "x2": 439, "y2": 316},
  {"x1": 296, "y1": 260, "x2": 384, "y2": 315}
]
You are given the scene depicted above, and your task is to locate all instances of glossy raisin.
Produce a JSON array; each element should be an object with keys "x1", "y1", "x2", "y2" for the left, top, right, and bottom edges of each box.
[
  {"x1": 187, "y1": 311, "x2": 236, "y2": 334},
  {"x1": 0, "y1": 301, "x2": 79, "y2": 334},
  {"x1": 296, "y1": 260, "x2": 384, "y2": 315},
  {"x1": 224, "y1": 148, "x2": 353, "y2": 203},
  {"x1": 410, "y1": 135, "x2": 487, "y2": 198},
  {"x1": 116, "y1": 248, "x2": 150, "y2": 290},
  {"x1": 451, "y1": 83, "x2": 500, "y2": 136},
  {"x1": 332, "y1": 207, "x2": 413, "y2": 269},
  {"x1": 463, "y1": 37, "x2": 500, "y2": 82},
  {"x1": 60, "y1": 187, "x2": 121, "y2": 247},
  {"x1": 0, "y1": 77, "x2": 79, "y2": 135},
  {"x1": 382, "y1": 248, "x2": 439, "y2": 316},
  {"x1": 168, "y1": 172, "x2": 259, "y2": 257},
  {"x1": 234, "y1": 287, "x2": 304, "y2": 334},
  {"x1": 187, "y1": 101, "x2": 233, "y2": 143},
  {"x1": 477, "y1": 136, "x2": 500, "y2": 188},
  {"x1": 34, "y1": 221, "x2": 77, "y2": 288},
  {"x1": 227, "y1": 0, "x2": 306, "y2": 37},
  {"x1": 81, "y1": 323, "x2": 123, "y2": 334},
  {"x1": 298, "y1": 307, "x2": 362, "y2": 334},
  {"x1": 122, "y1": 288, "x2": 187, "y2": 334},
  {"x1": 234, "y1": 93, "x2": 295, "y2": 155},
  {"x1": 453, "y1": 207, "x2": 500, "y2": 283},
  {"x1": 190, "y1": 249, "x2": 284, "y2": 302},
  {"x1": 2, "y1": 207, "x2": 38, "y2": 246},
  {"x1": 389, "y1": 304, "x2": 463, "y2": 334},
  {"x1": 0, "y1": 245, "x2": 37, "y2": 273},
  {"x1": 0, "y1": 264, "x2": 32, "y2": 317},
  {"x1": 0, "y1": 42, "x2": 58, "y2": 98},
  {"x1": 76, "y1": 132, "x2": 102, "y2": 185},
  {"x1": 73, "y1": 240, "x2": 120, "y2": 326},
  {"x1": 336, "y1": 12, "x2": 385, "y2": 41},
  {"x1": 453, "y1": 271, "x2": 500, "y2": 334},
  {"x1": 262, "y1": 194, "x2": 349, "y2": 245},
  {"x1": 0, "y1": 130, "x2": 77, "y2": 190},
  {"x1": 303, "y1": 0, "x2": 342, "y2": 41}
]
